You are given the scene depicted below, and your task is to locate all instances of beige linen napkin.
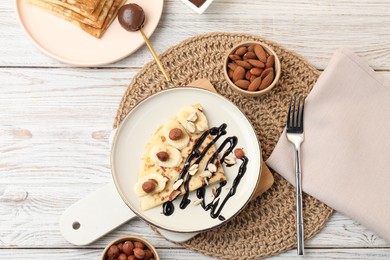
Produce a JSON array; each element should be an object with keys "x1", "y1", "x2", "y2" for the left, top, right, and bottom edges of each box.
[{"x1": 266, "y1": 48, "x2": 390, "y2": 241}]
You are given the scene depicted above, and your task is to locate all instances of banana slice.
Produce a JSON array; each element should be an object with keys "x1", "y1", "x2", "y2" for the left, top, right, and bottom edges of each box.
[
  {"x1": 177, "y1": 104, "x2": 209, "y2": 134},
  {"x1": 150, "y1": 144, "x2": 182, "y2": 168},
  {"x1": 134, "y1": 173, "x2": 168, "y2": 197},
  {"x1": 162, "y1": 119, "x2": 190, "y2": 149}
]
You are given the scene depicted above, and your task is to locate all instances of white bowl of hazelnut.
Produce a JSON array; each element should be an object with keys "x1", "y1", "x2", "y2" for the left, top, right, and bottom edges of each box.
[{"x1": 101, "y1": 236, "x2": 159, "y2": 260}]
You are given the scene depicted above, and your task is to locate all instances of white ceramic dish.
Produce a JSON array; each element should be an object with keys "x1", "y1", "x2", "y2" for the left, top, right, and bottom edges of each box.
[
  {"x1": 111, "y1": 87, "x2": 261, "y2": 233},
  {"x1": 180, "y1": 0, "x2": 214, "y2": 14},
  {"x1": 15, "y1": 0, "x2": 164, "y2": 66}
]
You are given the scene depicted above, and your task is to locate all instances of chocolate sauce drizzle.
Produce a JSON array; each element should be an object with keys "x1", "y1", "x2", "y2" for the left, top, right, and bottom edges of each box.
[{"x1": 162, "y1": 123, "x2": 249, "y2": 221}]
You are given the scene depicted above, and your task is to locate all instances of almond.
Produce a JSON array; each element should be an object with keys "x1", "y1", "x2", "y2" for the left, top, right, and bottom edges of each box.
[
  {"x1": 173, "y1": 179, "x2": 183, "y2": 190},
  {"x1": 224, "y1": 156, "x2": 236, "y2": 165},
  {"x1": 244, "y1": 51, "x2": 256, "y2": 59},
  {"x1": 261, "y1": 67, "x2": 273, "y2": 80},
  {"x1": 250, "y1": 67, "x2": 263, "y2": 76},
  {"x1": 228, "y1": 62, "x2": 238, "y2": 71},
  {"x1": 247, "y1": 59, "x2": 265, "y2": 68},
  {"x1": 199, "y1": 170, "x2": 212, "y2": 178},
  {"x1": 247, "y1": 44, "x2": 255, "y2": 52},
  {"x1": 235, "y1": 46, "x2": 247, "y2": 56},
  {"x1": 228, "y1": 54, "x2": 241, "y2": 61},
  {"x1": 194, "y1": 104, "x2": 203, "y2": 111},
  {"x1": 186, "y1": 121, "x2": 196, "y2": 133},
  {"x1": 259, "y1": 70, "x2": 274, "y2": 90},
  {"x1": 266, "y1": 55, "x2": 275, "y2": 68},
  {"x1": 207, "y1": 163, "x2": 217, "y2": 173},
  {"x1": 186, "y1": 112, "x2": 198, "y2": 122},
  {"x1": 234, "y1": 80, "x2": 250, "y2": 90},
  {"x1": 254, "y1": 44, "x2": 267, "y2": 63},
  {"x1": 228, "y1": 68, "x2": 234, "y2": 79},
  {"x1": 169, "y1": 190, "x2": 181, "y2": 201},
  {"x1": 245, "y1": 70, "x2": 252, "y2": 80},
  {"x1": 248, "y1": 77, "x2": 262, "y2": 91},
  {"x1": 235, "y1": 60, "x2": 252, "y2": 70},
  {"x1": 232, "y1": 66, "x2": 245, "y2": 82},
  {"x1": 250, "y1": 75, "x2": 257, "y2": 82},
  {"x1": 189, "y1": 164, "x2": 199, "y2": 175},
  {"x1": 193, "y1": 198, "x2": 203, "y2": 206}
]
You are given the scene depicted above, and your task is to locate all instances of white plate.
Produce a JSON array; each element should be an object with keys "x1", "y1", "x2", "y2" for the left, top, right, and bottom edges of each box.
[
  {"x1": 111, "y1": 88, "x2": 262, "y2": 233},
  {"x1": 15, "y1": 0, "x2": 164, "y2": 66}
]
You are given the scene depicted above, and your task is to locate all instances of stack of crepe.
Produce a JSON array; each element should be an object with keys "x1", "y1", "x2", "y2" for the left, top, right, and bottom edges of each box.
[{"x1": 28, "y1": 0, "x2": 126, "y2": 38}]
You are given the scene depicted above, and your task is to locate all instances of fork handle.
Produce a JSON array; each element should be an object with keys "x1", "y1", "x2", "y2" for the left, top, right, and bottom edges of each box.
[{"x1": 295, "y1": 147, "x2": 304, "y2": 255}]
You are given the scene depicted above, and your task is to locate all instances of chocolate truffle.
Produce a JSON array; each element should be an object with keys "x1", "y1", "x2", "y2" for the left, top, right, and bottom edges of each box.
[{"x1": 118, "y1": 3, "x2": 145, "y2": 32}]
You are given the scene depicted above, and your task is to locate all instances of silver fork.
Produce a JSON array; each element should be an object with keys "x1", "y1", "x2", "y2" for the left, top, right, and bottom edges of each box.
[{"x1": 286, "y1": 95, "x2": 305, "y2": 255}]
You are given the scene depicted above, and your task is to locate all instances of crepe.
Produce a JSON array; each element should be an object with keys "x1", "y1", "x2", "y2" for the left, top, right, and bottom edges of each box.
[
  {"x1": 57, "y1": 0, "x2": 101, "y2": 14},
  {"x1": 28, "y1": 0, "x2": 113, "y2": 29},
  {"x1": 78, "y1": 0, "x2": 125, "y2": 38},
  {"x1": 136, "y1": 104, "x2": 227, "y2": 211},
  {"x1": 40, "y1": 0, "x2": 108, "y2": 22},
  {"x1": 28, "y1": 0, "x2": 125, "y2": 38}
]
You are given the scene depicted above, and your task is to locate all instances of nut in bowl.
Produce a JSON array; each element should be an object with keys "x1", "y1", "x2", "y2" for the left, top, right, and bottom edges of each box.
[
  {"x1": 224, "y1": 41, "x2": 281, "y2": 97},
  {"x1": 102, "y1": 236, "x2": 159, "y2": 260}
]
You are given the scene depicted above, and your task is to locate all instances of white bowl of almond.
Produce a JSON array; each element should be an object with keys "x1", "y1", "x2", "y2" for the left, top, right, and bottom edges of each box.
[{"x1": 224, "y1": 41, "x2": 281, "y2": 97}]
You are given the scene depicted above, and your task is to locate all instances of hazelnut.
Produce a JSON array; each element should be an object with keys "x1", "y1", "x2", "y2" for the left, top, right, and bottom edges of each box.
[
  {"x1": 133, "y1": 248, "x2": 145, "y2": 259},
  {"x1": 122, "y1": 241, "x2": 134, "y2": 255},
  {"x1": 142, "y1": 179, "x2": 158, "y2": 193},
  {"x1": 118, "y1": 253, "x2": 127, "y2": 260},
  {"x1": 156, "y1": 151, "x2": 169, "y2": 162},
  {"x1": 169, "y1": 128, "x2": 183, "y2": 140},
  {"x1": 127, "y1": 256, "x2": 136, "y2": 260},
  {"x1": 107, "y1": 245, "x2": 120, "y2": 259},
  {"x1": 234, "y1": 148, "x2": 245, "y2": 159},
  {"x1": 144, "y1": 249, "x2": 154, "y2": 259},
  {"x1": 133, "y1": 241, "x2": 145, "y2": 249},
  {"x1": 117, "y1": 243, "x2": 123, "y2": 252}
]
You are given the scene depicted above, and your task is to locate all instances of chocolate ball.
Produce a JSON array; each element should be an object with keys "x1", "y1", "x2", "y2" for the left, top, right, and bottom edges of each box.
[{"x1": 118, "y1": 4, "x2": 145, "y2": 32}]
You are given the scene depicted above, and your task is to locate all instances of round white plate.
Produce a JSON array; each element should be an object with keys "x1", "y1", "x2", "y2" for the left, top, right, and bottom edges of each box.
[
  {"x1": 111, "y1": 88, "x2": 262, "y2": 233},
  {"x1": 15, "y1": 0, "x2": 164, "y2": 66}
]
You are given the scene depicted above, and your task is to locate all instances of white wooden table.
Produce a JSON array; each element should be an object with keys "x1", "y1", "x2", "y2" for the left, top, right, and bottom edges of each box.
[{"x1": 1, "y1": 0, "x2": 390, "y2": 259}]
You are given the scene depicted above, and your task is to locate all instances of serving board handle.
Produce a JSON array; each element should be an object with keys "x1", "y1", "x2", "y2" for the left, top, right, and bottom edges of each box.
[
  {"x1": 59, "y1": 182, "x2": 137, "y2": 245},
  {"x1": 60, "y1": 79, "x2": 274, "y2": 245}
]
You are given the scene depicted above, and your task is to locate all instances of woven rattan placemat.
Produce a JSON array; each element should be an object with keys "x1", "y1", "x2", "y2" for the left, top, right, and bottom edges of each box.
[{"x1": 113, "y1": 32, "x2": 333, "y2": 260}]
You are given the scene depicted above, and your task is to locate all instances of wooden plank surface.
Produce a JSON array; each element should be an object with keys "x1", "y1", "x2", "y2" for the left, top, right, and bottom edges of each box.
[
  {"x1": 1, "y1": 0, "x2": 390, "y2": 259},
  {"x1": 1, "y1": 1, "x2": 390, "y2": 69}
]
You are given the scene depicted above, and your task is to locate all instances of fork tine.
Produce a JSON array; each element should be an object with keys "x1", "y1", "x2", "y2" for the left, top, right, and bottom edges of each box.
[
  {"x1": 292, "y1": 95, "x2": 297, "y2": 127},
  {"x1": 299, "y1": 97, "x2": 305, "y2": 128},
  {"x1": 297, "y1": 96, "x2": 302, "y2": 127},
  {"x1": 287, "y1": 96, "x2": 293, "y2": 128}
]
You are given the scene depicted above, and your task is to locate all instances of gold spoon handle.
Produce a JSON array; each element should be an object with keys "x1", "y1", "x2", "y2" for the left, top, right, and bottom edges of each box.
[{"x1": 139, "y1": 29, "x2": 171, "y2": 82}]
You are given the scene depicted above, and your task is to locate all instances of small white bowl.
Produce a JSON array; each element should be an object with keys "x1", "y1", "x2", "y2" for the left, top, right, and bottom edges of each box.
[
  {"x1": 101, "y1": 236, "x2": 160, "y2": 260},
  {"x1": 223, "y1": 41, "x2": 281, "y2": 97},
  {"x1": 180, "y1": 0, "x2": 215, "y2": 14}
]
